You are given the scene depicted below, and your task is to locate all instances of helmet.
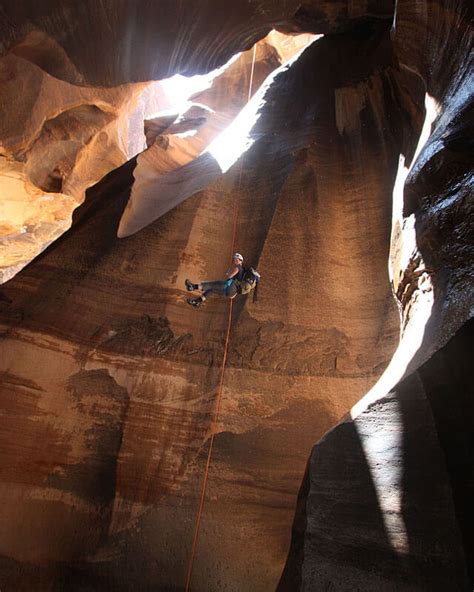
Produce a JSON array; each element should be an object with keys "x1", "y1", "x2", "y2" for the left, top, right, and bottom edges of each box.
[{"x1": 233, "y1": 252, "x2": 244, "y2": 262}]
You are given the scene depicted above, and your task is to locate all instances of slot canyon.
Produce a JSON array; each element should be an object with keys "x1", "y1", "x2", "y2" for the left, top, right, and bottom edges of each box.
[{"x1": 0, "y1": 1, "x2": 472, "y2": 591}]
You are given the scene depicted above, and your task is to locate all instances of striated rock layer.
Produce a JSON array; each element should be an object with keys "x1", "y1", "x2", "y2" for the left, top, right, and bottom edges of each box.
[
  {"x1": 1, "y1": 1, "x2": 394, "y2": 84},
  {"x1": 279, "y1": 322, "x2": 472, "y2": 592},
  {"x1": 117, "y1": 32, "x2": 316, "y2": 238},
  {"x1": 0, "y1": 32, "x2": 149, "y2": 282},
  {"x1": 0, "y1": 0, "x2": 472, "y2": 591},
  {"x1": 279, "y1": 0, "x2": 474, "y2": 590},
  {"x1": 0, "y1": 26, "x2": 313, "y2": 283},
  {"x1": 0, "y1": 20, "x2": 406, "y2": 592}
]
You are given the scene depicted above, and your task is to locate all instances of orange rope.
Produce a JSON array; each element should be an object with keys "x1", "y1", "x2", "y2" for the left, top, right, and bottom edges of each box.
[
  {"x1": 184, "y1": 43, "x2": 257, "y2": 592},
  {"x1": 184, "y1": 299, "x2": 233, "y2": 592}
]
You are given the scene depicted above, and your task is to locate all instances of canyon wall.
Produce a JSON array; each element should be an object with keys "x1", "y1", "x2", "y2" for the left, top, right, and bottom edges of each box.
[
  {"x1": 0, "y1": 26, "x2": 305, "y2": 282},
  {"x1": 0, "y1": 0, "x2": 472, "y2": 590},
  {"x1": 279, "y1": 0, "x2": 474, "y2": 589}
]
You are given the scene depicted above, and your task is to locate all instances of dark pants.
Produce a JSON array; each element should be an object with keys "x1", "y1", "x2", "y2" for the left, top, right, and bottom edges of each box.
[{"x1": 201, "y1": 280, "x2": 238, "y2": 300}]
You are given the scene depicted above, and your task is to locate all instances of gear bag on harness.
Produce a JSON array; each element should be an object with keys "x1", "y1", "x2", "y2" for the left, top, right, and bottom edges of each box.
[{"x1": 235, "y1": 267, "x2": 261, "y2": 301}]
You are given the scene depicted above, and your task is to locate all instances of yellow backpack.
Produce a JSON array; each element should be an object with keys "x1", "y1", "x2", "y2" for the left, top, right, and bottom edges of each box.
[{"x1": 236, "y1": 267, "x2": 261, "y2": 298}]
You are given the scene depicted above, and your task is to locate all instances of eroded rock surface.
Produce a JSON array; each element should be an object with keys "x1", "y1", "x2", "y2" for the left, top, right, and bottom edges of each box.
[
  {"x1": 279, "y1": 320, "x2": 473, "y2": 592},
  {"x1": 118, "y1": 32, "x2": 316, "y2": 238},
  {"x1": 0, "y1": 21, "x2": 403, "y2": 592},
  {"x1": 0, "y1": 39, "x2": 146, "y2": 282},
  {"x1": 0, "y1": 0, "x2": 472, "y2": 591},
  {"x1": 1, "y1": 1, "x2": 394, "y2": 83},
  {"x1": 0, "y1": 27, "x2": 314, "y2": 282},
  {"x1": 279, "y1": 330, "x2": 471, "y2": 591},
  {"x1": 279, "y1": 0, "x2": 474, "y2": 589}
]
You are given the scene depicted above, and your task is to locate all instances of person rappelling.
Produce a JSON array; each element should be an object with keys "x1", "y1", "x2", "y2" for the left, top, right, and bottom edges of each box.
[{"x1": 185, "y1": 252, "x2": 260, "y2": 308}]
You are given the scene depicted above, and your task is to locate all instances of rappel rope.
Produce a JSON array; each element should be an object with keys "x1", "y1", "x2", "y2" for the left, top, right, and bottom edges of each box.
[{"x1": 184, "y1": 43, "x2": 257, "y2": 592}]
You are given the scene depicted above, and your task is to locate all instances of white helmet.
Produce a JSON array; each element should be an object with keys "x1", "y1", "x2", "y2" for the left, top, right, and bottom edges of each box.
[{"x1": 233, "y1": 252, "x2": 244, "y2": 262}]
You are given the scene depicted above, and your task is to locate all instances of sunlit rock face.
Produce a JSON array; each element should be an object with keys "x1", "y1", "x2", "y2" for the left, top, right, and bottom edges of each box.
[
  {"x1": 279, "y1": 322, "x2": 473, "y2": 592},
  {"x1": 279, "y1": 0, "x2": 474, "y2": 590},
  {"x1": 0, "y1": 36, "x2": 204, "y2": 282},
  {"x1": 0, "y1": 26, "x2": 313, "y2": 282},
  {"x1": 0, "y1": 30, "x2": 152, "y2": 281},
  {"x1": 0, "y1": 1, "x2": 472, "y2": 592},
  {"x1": 1, "y1": 2, "x2": 392, "y2": 282},
  {"x1": 118, "y1": 32, "x2": 317, "y2": 238}
]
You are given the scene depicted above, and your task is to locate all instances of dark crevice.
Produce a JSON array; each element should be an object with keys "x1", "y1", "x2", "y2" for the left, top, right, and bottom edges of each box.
[{"x1": 419, "y1": 319, "x2": 474, "y2": 586}]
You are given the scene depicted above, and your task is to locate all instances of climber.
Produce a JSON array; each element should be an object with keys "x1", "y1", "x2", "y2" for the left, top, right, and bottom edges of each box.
[{"x1": 185, "y1": 252, "x2": 260, "y2": 308}]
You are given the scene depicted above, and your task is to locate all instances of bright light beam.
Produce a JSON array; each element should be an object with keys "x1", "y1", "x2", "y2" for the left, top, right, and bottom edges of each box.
[{"x1": 350, "y1": 93, "x2": 440, "y2": 554}]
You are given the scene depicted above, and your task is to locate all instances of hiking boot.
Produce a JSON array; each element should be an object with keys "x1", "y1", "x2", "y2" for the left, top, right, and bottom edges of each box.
[
  {"x1": 185, "y1": 279, "x2": 196, "y2": 292},
  {"x1": 187, "y1": 297, "x2": 203, "y2": 308}
]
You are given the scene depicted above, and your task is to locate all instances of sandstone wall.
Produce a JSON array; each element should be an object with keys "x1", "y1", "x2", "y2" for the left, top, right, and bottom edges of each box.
[
  {"x1": 0, "y1": 20, "x2": 405, "y2": 592},
  {"x1": 279, "y1": 0, "x2": 473, "y2": 589},
  {"x1": 0, "y1": 0, "x2": 472, "y2": 590}
]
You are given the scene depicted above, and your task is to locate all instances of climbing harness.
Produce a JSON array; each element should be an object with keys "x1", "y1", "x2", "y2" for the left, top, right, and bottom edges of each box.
[{"x1": 184, "y1": 43, "x2": 257, "y2": 592}]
